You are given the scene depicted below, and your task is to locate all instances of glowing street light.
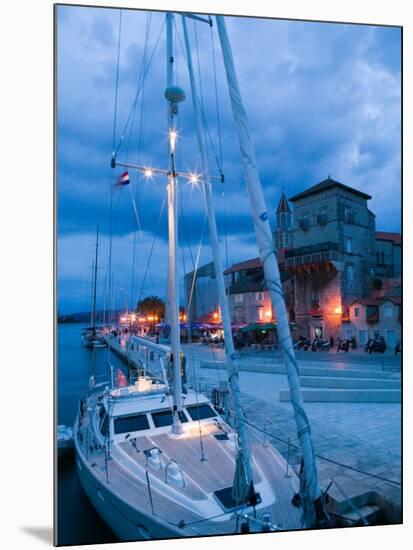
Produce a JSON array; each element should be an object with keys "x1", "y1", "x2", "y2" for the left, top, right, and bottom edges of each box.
[
  {"x1": 144, "y1": 168, "x2": 153, "y2": 178},
  {"x1": 334, "y1": 306, "x2": 342, "y2": 314}
]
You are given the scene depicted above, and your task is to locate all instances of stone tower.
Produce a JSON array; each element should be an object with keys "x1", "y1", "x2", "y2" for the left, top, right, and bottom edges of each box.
[{"x1": 274, "y1": 190, "x2": 293, "y2": 250}]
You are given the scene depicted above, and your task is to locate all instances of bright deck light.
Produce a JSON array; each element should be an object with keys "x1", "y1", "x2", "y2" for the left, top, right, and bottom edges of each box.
[
  {"x1": 144, "y1": 168, "x2": 153, "y2": 178},
  {"x1": 189, "y1": 174, "x2": 199, "y2": 184}
]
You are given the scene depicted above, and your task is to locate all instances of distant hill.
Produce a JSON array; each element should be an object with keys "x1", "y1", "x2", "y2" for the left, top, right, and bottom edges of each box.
[{"x1": 57, "y1": 310, "x2": 122, "y2": 324}]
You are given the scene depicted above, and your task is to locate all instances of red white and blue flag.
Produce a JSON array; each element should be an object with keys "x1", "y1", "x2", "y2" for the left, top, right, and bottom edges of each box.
[{"x1": 115, "y1": 171, "x2": 130, "y2": 187}]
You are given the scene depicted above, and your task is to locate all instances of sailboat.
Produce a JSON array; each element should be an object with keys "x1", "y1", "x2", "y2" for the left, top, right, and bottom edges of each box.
[
  {"x1": 81, "y1": 226, "x2": 107, "y2": 348},
  {"x1": 74, "y1": 11, "x2": 324, "y2": 541}
]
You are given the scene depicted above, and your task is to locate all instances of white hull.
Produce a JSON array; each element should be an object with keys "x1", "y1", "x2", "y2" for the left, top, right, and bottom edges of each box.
[{"x1": 75, "y1": 438, "x2": 181, "y2": 540}]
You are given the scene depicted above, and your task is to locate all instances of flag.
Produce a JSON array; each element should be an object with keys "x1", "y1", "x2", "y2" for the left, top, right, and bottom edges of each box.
[{"x1": 115, "y1": 171, "x2": 130, "y2": 187}]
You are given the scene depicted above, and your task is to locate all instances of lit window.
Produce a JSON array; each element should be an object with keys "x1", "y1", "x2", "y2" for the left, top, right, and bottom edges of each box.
[{"x1": 258, "y1": 307, "x2": 264, "y2": 321}]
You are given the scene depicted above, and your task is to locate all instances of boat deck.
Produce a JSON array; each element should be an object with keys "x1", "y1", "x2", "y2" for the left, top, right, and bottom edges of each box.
[{"x1": 76, "y1": 387, "x2": 303, "y2": 538}]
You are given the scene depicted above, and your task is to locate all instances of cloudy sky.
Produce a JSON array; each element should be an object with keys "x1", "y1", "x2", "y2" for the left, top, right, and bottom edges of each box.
[{"x1": 56, "y1": 5, "x2": 401, "y2": 314}]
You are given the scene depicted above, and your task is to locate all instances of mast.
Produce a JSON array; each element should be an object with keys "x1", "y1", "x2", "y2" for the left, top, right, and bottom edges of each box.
[
  {"x1": 165, "y1": 12, "x2": 183, "y2": 434},
  {"x1": 92, "y1": 225, "x2": 99, "y2": 329},
  {"x1": 181, "y1": 15, "x2": 253, "y2": 486},
  {"x1": 90, "y1": 260, "x2": 95, "y2": 326},
  {"x1": 216, "y1": 16, "x2": 321, "y2": 526}
]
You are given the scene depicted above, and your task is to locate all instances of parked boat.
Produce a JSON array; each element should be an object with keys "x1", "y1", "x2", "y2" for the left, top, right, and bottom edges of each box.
[
  {"x1": 81, "y1": 227, "x2": 107, "y2": 348},
  {"x1": 57, "y1": 424, "x2": 74, "y2": 457},
  {"x1": 74, "y1": 10, "x2": 324, "y2": 541}
]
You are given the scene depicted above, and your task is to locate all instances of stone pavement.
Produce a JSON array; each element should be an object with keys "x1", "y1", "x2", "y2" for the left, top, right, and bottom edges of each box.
[
  {"x1": 182, "y1": 344, "x2": 402, "y2": 522},
  {"x1": 238, "y1": 393, "x2": 401, "y2": 521}
]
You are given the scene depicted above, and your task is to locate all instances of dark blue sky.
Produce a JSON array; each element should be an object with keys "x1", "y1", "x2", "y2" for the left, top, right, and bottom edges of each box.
[{"x1": 56, "y1": 5, "x2": 401, "y2": 314}]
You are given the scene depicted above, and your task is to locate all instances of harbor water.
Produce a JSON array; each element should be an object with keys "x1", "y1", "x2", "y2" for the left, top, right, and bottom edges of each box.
[{"x1": 57, "y1": 323, "x2": 128, "y2": 546}]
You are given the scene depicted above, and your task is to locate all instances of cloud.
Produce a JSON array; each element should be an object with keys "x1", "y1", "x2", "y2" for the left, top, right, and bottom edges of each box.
[{"x1": 56, "y1": 6, "x2": 401, "y2": 312}]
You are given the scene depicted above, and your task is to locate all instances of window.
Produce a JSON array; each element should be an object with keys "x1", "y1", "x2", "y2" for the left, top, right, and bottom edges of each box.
[
  {"x1": 235, "y1": 294, "x2": 244, "y2": 304},
  {"x1": 151, "y1": 410, "x2": 188, "y2": 428},
  {"x1": 345, "y1": 329, "x2": 353, "y2": 340},
  {"x1": 98, "y1": 406, "x2": 109, "y2": 437},
  {"x1": 354, "y1": 307, "x2": 360, "y2": 318},
  {"x1": 299, "y1": 216, "x2": 310, "y2": 231},
  {"x1": 345, "y1": 237, "x2": 352, "y2": 253},
  {"x1": 114, "y1": 414, "x2": 150, "y2": 434},
  {"x1": 383, "y1": 304, "x2": 393, "y2": 318},
  {"x1": 344, "y1": 207, "x2": 353, "y2": 224},
  {"x1": 257, "y1": 307, "x2": 264, "y2": 321},
  {"x1": 346, "y1": 265, "x2": 354, "y2": 283},
  {"x1": 358, "y1": 330, "x2": 367, "y2": 345},
  {"x1": 255, "y1": 292, "x2": 264, "y2": 302},
  {"x1": 186, "y1": 404, "x2": 217, "y2": 421}
]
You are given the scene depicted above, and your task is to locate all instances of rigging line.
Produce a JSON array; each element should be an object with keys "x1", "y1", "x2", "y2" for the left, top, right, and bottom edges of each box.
[
  {"x1": 112, "y1": 9, "x2": 123, "y2": 154},
  {"x1": 174, "y1": 22, "x2": 222, "y2": 174},
  {"x1": 125, "y1": 12, "x2": 152, "y2": 164},
  {"x1": 180, "y1": 193, "x2": 222, "y2": 386},
  {"x1": 210, "y1": 23, "x2": 223, "y2": 169},
  {"x1": 178, "y1": 187, "x2": 208, "y2": 461},
  {"x1": 136, "y1": 191, "x2": 167, "y2": 305},
  {"x1": 242, "y1": 418, "x2": 401, "y2": 487},
  {"x1": 114, "y1": 18, "x2": 166, "y2": 156},
  {"x1": 130, "y1": 230, "x2": 137, "y2": 310}
]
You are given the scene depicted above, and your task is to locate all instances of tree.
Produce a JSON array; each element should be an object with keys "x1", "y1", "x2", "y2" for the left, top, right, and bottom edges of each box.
[{"x1": 136, "y1": 296, "x2": 165, "y2": 319}]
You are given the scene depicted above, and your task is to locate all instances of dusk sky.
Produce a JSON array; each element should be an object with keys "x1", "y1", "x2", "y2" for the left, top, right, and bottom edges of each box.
[{"x1": 56, "y1": 5, "x2": 401, "y2": 314}]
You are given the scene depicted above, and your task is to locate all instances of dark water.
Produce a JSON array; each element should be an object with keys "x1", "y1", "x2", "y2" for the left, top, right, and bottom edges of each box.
[{"x1": 57, "y1": 323, "x2": 128, "y2": 546}]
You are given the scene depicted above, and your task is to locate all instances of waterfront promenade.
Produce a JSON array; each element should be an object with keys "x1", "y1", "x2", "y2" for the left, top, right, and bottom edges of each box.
[{"x1": 105, "y1": 335, "x2": 401, "y2": 522}]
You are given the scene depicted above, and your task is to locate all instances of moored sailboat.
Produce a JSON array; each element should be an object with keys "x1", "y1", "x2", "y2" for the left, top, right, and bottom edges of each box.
[{"x1": 74, "y1": 10, "x2": 323, "y2": 541}]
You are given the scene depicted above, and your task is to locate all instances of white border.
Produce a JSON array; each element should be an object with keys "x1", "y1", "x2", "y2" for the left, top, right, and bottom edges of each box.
[{"x1": 1, "y1": 0, "x2": 409, "y2": 549}]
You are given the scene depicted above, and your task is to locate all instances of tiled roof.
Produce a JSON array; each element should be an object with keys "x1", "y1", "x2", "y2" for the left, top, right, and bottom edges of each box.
[
  {"x1": 289, "y1": 176, "x2": 372, "y2": 202},
  {"x1": 350, "y1": 296, "x2": 402, "y2": 307},
  {"x1": 375, "y1": 231, "x2": 402, "y2": 245},
  {"x1": 224, "y1": 249, "x2": 287, "y2": 275},
  {"x1": 224, "y1": 257, "x2": 261, "y2": 275}
]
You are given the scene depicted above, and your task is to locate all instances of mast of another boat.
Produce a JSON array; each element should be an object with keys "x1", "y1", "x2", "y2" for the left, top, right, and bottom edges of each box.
[
  {"x1": 165, "y1": 12, "x2": 183, "y2": 434},
  {"x1": 181, "y1": 14, "x2": 254, "y2": 487},
  {"x1": 92, "y1": 225, "x2": 99, "y2": 330}
]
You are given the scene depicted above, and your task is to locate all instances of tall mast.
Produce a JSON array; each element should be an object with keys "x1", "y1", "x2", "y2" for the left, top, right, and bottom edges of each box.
[
  {"x1": 92, "y1": 225, "x2": 99, "y2": 329},
  {"x1": 165, "y1": 12, "x2": 183, "y2": 434},
  {"x1": 216, "y1": 16, "x2": 321, "y2": 526},
  {"x1": 181, "y1": 15, "x2": 253, "y2": 486},
  {"x1": 90, "y1": 259, "x2": 95, "y2": 326}
]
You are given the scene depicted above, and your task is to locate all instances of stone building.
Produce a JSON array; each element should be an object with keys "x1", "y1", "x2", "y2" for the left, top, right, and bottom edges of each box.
[
  {"x1": 224, "y1": 253, "x2": 295, "y2": 325},
  {"x1": 285, "y1": 176, "x2": 377, "y2": 340},
  {"x1": 374, "y1": 231, "x2": 401, "y2": 279},
  {"x1": 345, "y1": 296, "x2": 401, "y2": 349},
  {"x1": 274, "y1": 191, "x2": 294, "y2": 250},
  {"x1": 184, "y1": 261, "x2": 218, "y2": 322}
]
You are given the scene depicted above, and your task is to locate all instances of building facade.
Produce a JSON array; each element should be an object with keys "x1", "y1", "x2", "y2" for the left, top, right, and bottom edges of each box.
[
  {"x1": 285, "y1": 177, "x2": 378, "y2": 340},
  {"x1": 182, "y1": 179, "x2": 401, "y2": 346},
  {"x1": 224, "y1": 254, "x2": 295, "y2": 325},
  {"x1": 184, "y1": 261, "x2": 219, "y2": 322},
  {"x1": 344, "y1": 296, "x2": 401, "y2": 349}
]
